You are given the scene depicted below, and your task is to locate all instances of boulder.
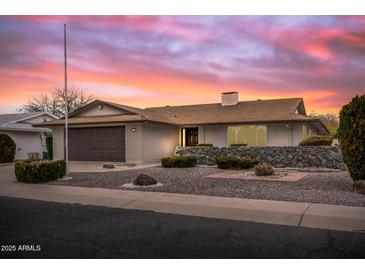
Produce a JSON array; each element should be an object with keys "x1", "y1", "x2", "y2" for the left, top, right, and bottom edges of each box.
[{"x1": 133, "y1": 174, "x2": 157, "y2": 186}]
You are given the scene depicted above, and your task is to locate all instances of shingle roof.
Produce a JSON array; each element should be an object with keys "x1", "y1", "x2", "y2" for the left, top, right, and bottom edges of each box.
[
  {"x1": 36, "y1": 98, "x2": 329, "y2": 134},
  {"x1": 146, "y1": 98, "x2": 311, "y2": 125},
  {"x1": 0, "y1": 112, "x2": 55, "y2": 132},
  {"x1": 0, "y1": 113, "x2": 39, "y2": 126}
]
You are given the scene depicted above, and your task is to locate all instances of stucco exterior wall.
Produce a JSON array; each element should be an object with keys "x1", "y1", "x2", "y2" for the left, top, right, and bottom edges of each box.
[
  {"x1": 51, "y1": 123, "x2": 145, "y2": 162},
  {"x1": 267, "y1": 123, "x2": 318, "y2": 146},
  {"x1": 290, "y1": 124, "x2": 304, "y2": 146},
  {"x1": 125, "y1": 123, "x2": 144, "y2": 163},
  {"x1": 0, "y1": 130, "x2": 43, "y2": 160},
  {"x1": 49, "y1": 121, "x2": 321, "y2": 162},
  {"x1": 267, "y1": 124, "x2": 291, "y2": 146},
  {"x1": 52, "y1": 123, "x2": 143, "y2": 162},
  {"x1": 142, "y1": 123, "x2": 179, "y2": 162},
  {"x1": 23, "y1": 115, "x2": 54, "y2": 124},
  {"x1": 52, "y1": 127, "x2": 64, "y2": 160},
  {"x1": 189, "y1": 123, "x2": 316, "y2": 147},
  {"x1": 77, "y1": 104, "x2": 127, "y2": 117},
  {"x1": 200, "y1": 125, "x2": 228, "y2": 147}
]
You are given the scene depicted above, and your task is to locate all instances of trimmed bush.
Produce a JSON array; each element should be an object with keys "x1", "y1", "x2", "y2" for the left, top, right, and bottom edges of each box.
[
  {"x1": 236, "y1": 156, "x2": 259, "y2": 169},
  {"x1": 229, "y1": 144, "x2": 247, "y2": 147},
  {"x1": 215, "y1": 156, "x2": 236, "y2": 169},
  {"x1": 216, "y1": 155, "x2": 259, "y2": 169},
  {"x1": 161, "y1": 157, "x2": 174, "y2": 168},
  {"x1": 196, "y1": 144, "x2": 213, "y2": 147},
  {"x1": 161, "y1": 155, "x2": 197, "y2": 168},
  {"x1": 255, "y1": 163, "x2": 274, "y2": 176},
  {"x1": 298, "y1": 135, "x2": 333, "y2": 146},
  {"x1": 46, "y1": 136, "x2": 53, "y2": 160},
  {"x1": 15, "y1": 160, "x2": 66, "y2": 184},
  {"x1": 0, "y1": 134, "x2": 16, "y2": 163},
  {"x1": 338, "y1": 95, "x2": 365, "y2": 181}
]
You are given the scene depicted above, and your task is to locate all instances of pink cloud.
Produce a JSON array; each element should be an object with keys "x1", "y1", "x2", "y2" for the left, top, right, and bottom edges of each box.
[{"x1": 1, "y1": 15, "x2": 365, "y2": 114}]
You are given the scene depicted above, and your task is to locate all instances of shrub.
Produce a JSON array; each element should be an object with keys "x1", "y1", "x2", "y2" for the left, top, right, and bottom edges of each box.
[
  {"x1": 0, "y1": 134, "x2": 16, "y2": 163},
  {"x1": 338, "y1": 95, "x2": 365, "y2": 181},
  {"x1": 255, "y1": 163, "x2": 274, "y2": 176},
  {"x1": 161, "y1": 157, "x2": 174, "y2": 168},
  {"x1": 229, "y1": 144, "x2": 247, "y2": 147},
  {"x1": 27, "y1": 152, "x2": 42, "y2": 161},
  {"x1": 15, "y1": 160, "x2": 66, "y2": 184},
  {"x1": 215, "y1": 156, "x2": 236, "y2": 169},
  {"x1": 215, "y1": 155, "x2": 259, "y2": 169},
  {"x1": 298, "y1": 135, "x2": 333, "y2": 146},
  {"x1": 46, "y1": 136, "x2": 53, "y2": 160},
  {"x1": 196, "y1": 144, "x2": 213, "y2": 147},
  {"x1": 161, "y1": 155, "x2": 197, "y2": 168},
  {"x1": 236, "y1": 156, "x2": 259, "y2": 169}
]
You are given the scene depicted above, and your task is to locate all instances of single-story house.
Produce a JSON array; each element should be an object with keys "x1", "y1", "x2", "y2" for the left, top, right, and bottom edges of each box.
[
  {"x1": 36, "y1": 92, "x2": 328, "y2": 163},
  {"x1": 0, "y1": 112, "x2": 57, "y2": 159}
]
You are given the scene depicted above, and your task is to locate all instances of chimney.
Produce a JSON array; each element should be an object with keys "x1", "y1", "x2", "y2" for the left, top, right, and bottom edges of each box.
[{"x1": 221, "y1": 91, "x2": 238, "y2": 106}]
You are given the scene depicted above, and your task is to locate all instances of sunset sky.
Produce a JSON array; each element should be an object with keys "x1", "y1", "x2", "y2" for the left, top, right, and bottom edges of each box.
[{"x1": 0, "y1": 15, "x2": 364, "y2": 114}]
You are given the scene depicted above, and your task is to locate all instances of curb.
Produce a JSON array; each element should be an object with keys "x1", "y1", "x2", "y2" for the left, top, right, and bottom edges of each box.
[{"x1": 301, "y1": 203, "x2": 365, "y2": 232}]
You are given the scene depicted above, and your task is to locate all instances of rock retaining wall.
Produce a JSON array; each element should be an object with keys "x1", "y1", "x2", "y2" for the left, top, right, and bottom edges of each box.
[{"x1": 174, "y1": 146, "x2": 346, "y2": 170}]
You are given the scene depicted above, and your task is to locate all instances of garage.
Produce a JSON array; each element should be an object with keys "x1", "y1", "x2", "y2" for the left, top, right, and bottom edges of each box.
[{"x1": 69, "y1": 126, "x2": 125, "y2": 161}]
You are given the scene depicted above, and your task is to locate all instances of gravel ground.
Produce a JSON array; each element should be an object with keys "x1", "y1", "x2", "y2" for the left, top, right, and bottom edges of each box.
[{"x1": 53, "y1": 166, "x2": 365, "y2": 207}]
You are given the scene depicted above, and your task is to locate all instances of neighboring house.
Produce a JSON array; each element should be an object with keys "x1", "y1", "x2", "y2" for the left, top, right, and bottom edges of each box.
[
  {"x1": 36, "y1": 92, "x2": 328, "y2": 163},
  {"x1": 0, "y1": 112, "x2": 57, "y2": 159}
]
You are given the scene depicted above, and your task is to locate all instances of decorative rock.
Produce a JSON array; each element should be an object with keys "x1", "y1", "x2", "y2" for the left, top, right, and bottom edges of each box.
[
  {"x1": 133, "y1": 174, "x2": 157, "y2": 186},
  {"x1": 103, "y1": 164, "x2": 115, "y2": 169},
  {"x1": 174, "y1": 146, "x2": 346, "y2": 170}
]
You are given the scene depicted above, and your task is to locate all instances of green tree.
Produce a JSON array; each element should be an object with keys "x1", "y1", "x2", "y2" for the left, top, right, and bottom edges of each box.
[
  {"x1": 0, "y1": 134, "x2": 16, "y2": 163},
  {"x1": 337, "y1": 95, "x2": 365, "y2": 181}
]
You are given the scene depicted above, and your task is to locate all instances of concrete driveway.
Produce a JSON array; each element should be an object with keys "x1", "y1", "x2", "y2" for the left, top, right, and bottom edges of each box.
[
  {"x1": 0, "y1": 164, "x2": 15, "y2": 184},
  {"x1": 68, "y1": 161, "x2": 160, "y2": 172}
]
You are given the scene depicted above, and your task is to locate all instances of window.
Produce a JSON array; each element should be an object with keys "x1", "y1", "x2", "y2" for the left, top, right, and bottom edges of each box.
[
  {"x1": 227, "y1": 125, "x2": 267, "y2": 146},
  {"x1": 302, "y1": 125, "x2": 314, "y2": 139}
]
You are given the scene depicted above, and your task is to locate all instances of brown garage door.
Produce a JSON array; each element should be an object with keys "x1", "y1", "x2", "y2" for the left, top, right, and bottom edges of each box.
[{"x1": 69, "y1": 126, "x2": 125, "y2": 161}]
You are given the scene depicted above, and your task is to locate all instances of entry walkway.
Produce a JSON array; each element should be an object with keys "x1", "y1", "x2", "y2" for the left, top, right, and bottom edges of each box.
[{"x1": 0, "y1": 165, "x2": 364, "y2": 233}]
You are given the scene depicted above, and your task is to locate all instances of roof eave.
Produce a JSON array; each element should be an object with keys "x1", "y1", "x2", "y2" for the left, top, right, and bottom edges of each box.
[
  {"x1": 3, "y1": 112, "x2": 58, "y2": 125},
  {"x1": 0, "y1": 126, "x2": 52, "y2": 133},
  {"x1": 67, "y1": 99, "x2": 142, "y2": 118},
  {"x1": 32, "y1": 119, "x2": 149, "y2": 127},
  {"x1": 177, "y1": 118, "x2": 321, "y2": 126}
]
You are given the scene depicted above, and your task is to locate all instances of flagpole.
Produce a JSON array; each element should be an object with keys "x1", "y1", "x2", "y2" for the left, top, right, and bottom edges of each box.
[{"x1": 64, "y1": 23, "x2": 70, "y2": 177}]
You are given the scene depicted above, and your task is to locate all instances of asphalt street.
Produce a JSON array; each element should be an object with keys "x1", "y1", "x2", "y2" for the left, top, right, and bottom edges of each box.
[{"x1": 0, "y1": 196, "x2": 364, "y2": 259}]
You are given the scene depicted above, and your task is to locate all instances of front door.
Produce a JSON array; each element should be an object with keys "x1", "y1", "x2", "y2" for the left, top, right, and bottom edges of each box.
[{"x1": 183, "y1": 127, "x2": 199, "y2": 146}]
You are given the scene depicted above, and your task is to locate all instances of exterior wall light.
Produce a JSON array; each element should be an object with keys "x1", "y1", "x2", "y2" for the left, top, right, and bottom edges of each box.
[{"x1": 131, "y1": 128, "x2": 137, "y2": 132}]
